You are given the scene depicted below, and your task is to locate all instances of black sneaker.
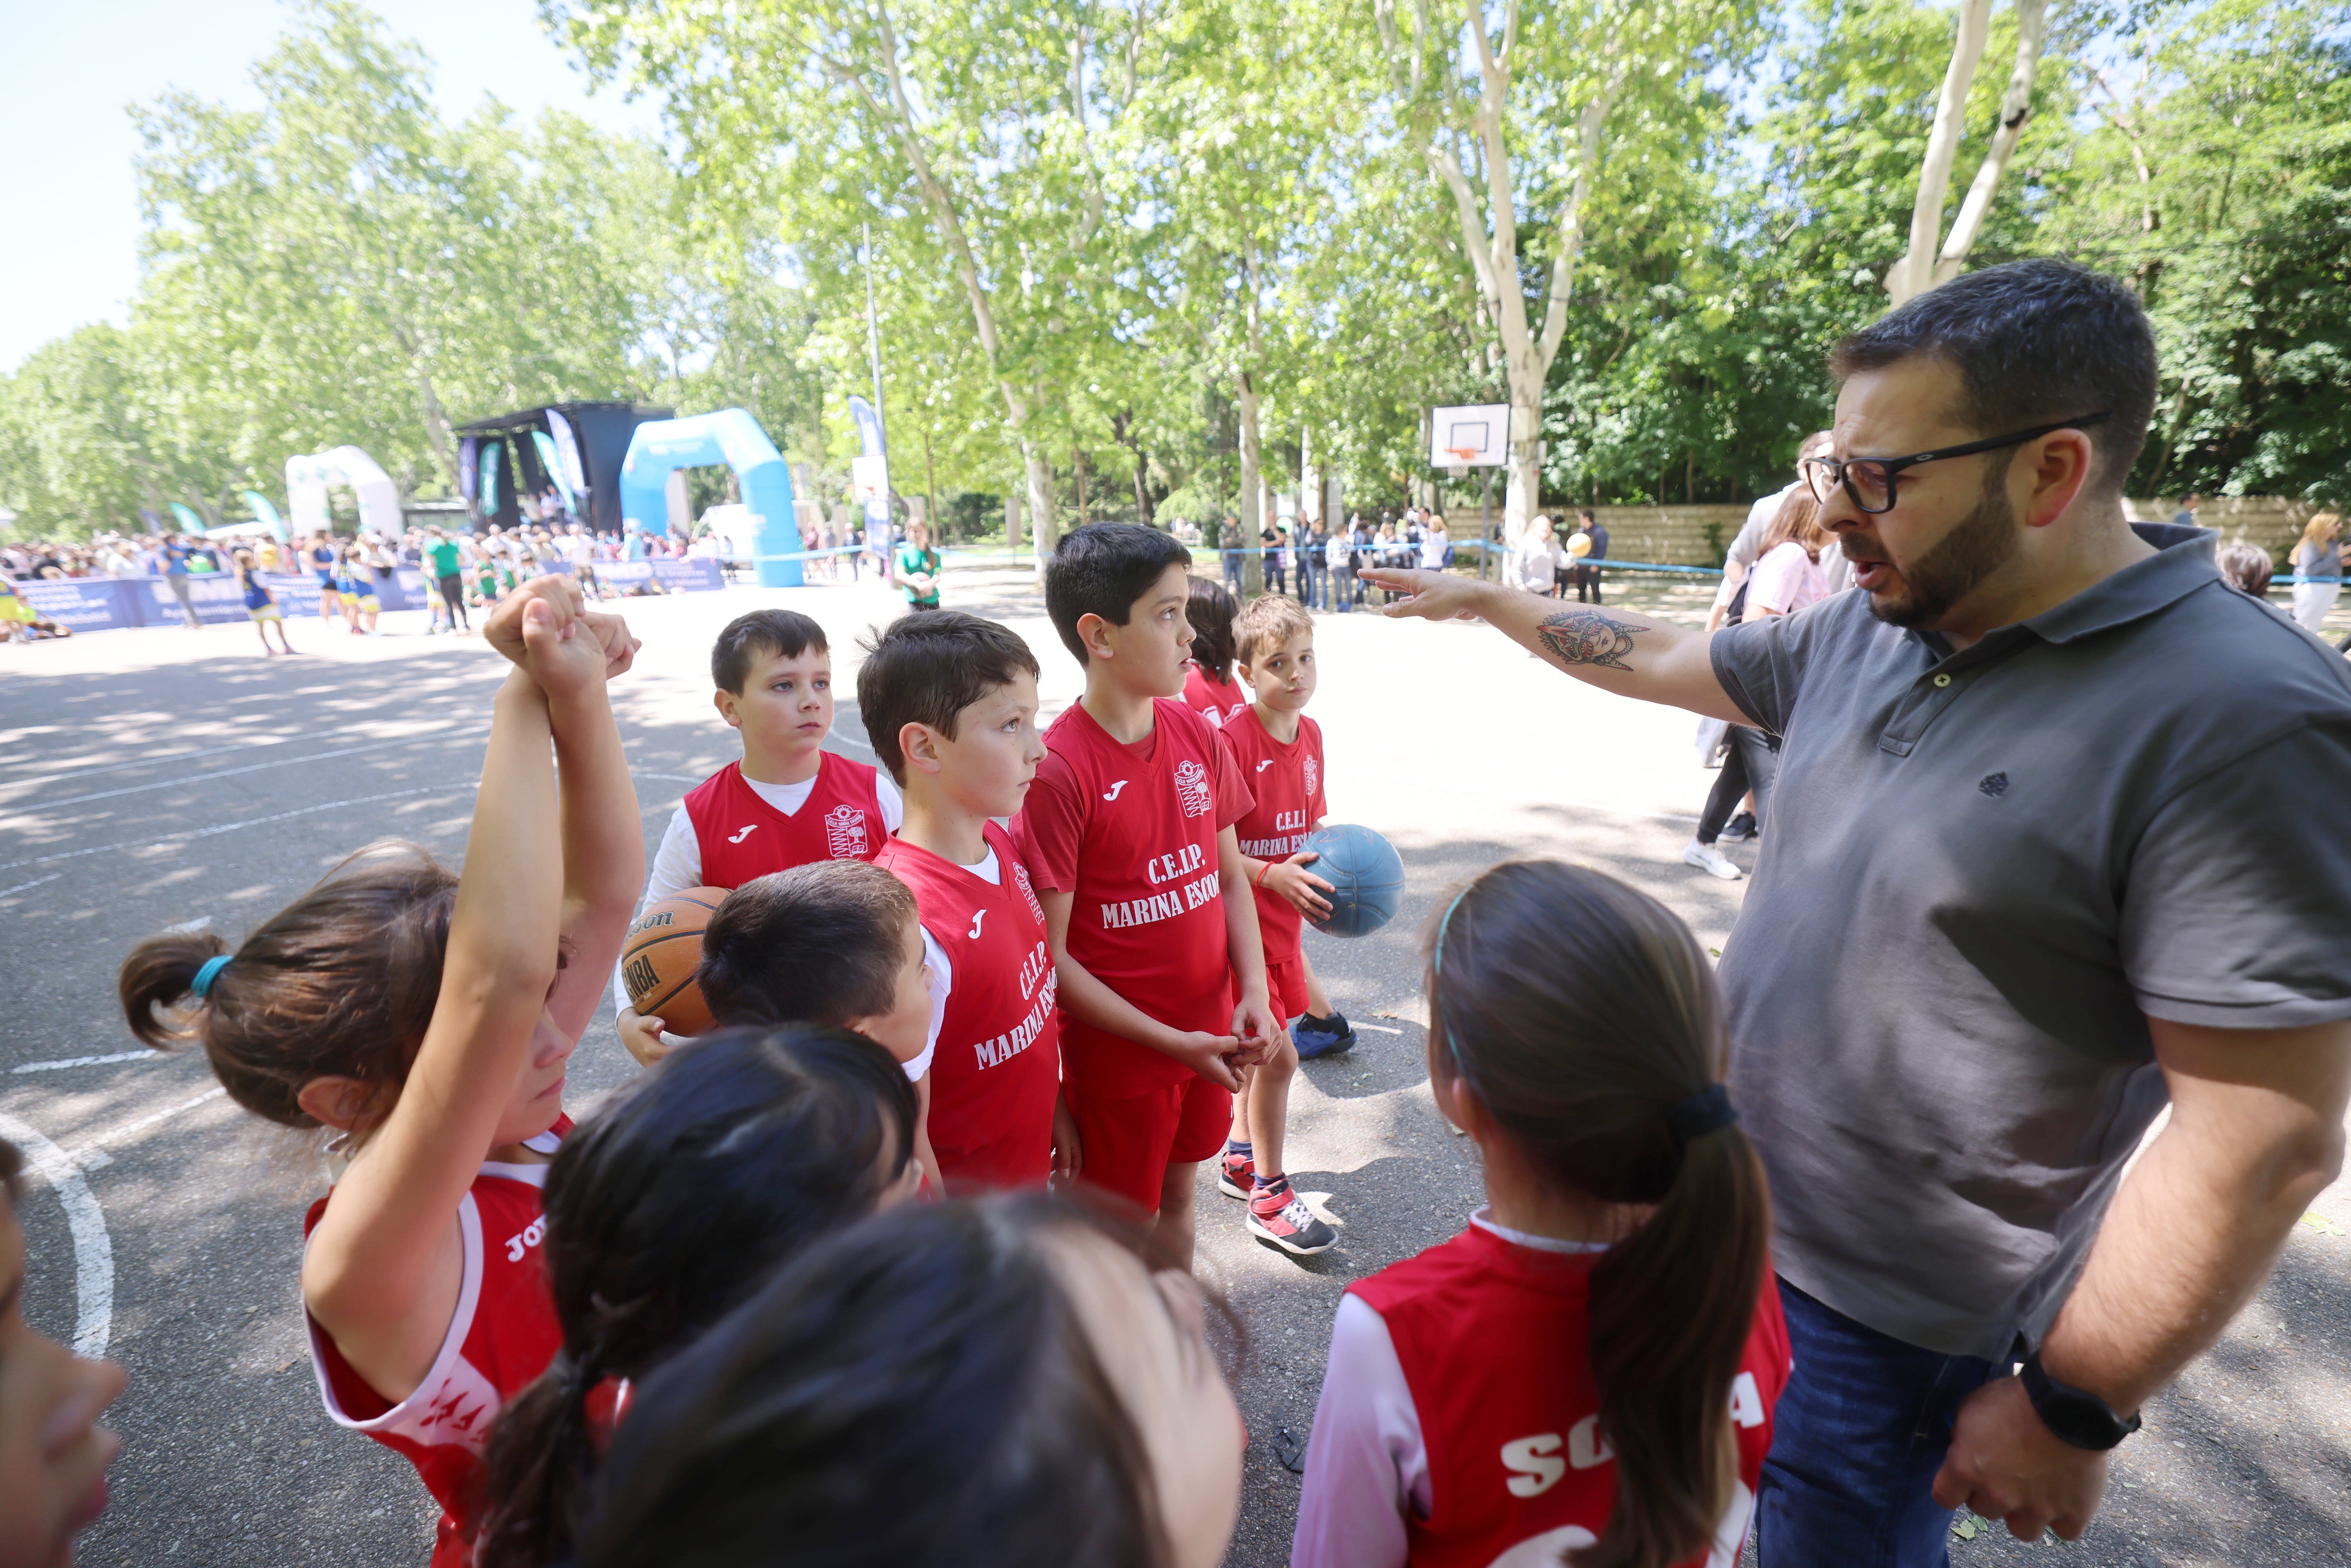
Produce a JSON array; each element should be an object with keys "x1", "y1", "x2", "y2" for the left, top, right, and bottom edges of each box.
[
  {"x1": 1292, "y1": 1010, "x2": 1358, "y2": 1059},
  {"x1": 1719, "y1": 811, "x2": 1758, "y2": 843}
]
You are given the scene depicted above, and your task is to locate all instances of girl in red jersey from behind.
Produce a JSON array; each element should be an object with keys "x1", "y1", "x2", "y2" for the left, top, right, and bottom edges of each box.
[
  {"x1": 1292, "y1": 860, "x2": 1788, "y2": 1568},
  {"x1": 118, "y1": 575, "x2": 644, "y2": 1568},
  {"x1": 1180, "y1": 578, "x2": 1251, "y2": 729}
]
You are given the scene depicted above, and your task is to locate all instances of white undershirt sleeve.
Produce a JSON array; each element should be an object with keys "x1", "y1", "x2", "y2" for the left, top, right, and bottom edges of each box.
[
  {"x1": 611, "y1": 805, "x2": 703, "y2": 1015},
  {"x1": 907, "y1": 926, "x2": 949, "y2": 1081},
  {"x1": 1290, "y1": 1294, "x2": 1425, "y2": 1568},
  {"x1": 876, "y1": 770, "x2": 905, "y2": 833}
]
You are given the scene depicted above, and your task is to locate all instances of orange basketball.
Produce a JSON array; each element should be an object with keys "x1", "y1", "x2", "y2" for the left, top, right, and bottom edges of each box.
[{"x1": 619, "y1": 887, "x2": 725, "y2": 1035}]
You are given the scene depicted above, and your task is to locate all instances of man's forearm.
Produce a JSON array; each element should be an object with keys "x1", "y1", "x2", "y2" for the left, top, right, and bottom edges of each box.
[{"x1": 2041, "y1": 1020, "x2": 2351, "y2": 1413}]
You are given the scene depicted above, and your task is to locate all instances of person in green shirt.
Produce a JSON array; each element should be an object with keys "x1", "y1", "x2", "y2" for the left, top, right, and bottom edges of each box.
[
  {"x1": 422, "y1": 525, "x2": 469, "y2": 634},
  {"x1": 895, "y1": 520, "x2": 943, "y2": 611}
]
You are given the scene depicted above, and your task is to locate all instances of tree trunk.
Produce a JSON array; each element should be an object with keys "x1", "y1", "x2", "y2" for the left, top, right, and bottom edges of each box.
[
  {"x1": 1237, "y1": 368, "x2": 1265, "y2": 598},
  {"x1": 1112, "y1": 409, "x2": 1155, "y2": 527},
  {"x1": 1073, "y1": 436, "x2": 1088, "y2": 527},
  {"x1": 1888, "y1": 0, "x2": 1993, "y2": 305},
  {"x1": 1931, "y1": 0, "x2": 2051, "y2": 288},
  {"x1": 414, "y1": 365, "x2": 459, "y2": 490},
  {"x1": 922, "y1": 426, "x2": 940, "y2": 540},
  {"x1": 1020, "y1": 442, "x2": 1057, "y2": 573}
]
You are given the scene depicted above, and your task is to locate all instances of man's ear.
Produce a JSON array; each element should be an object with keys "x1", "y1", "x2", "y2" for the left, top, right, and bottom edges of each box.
[
  {"x1": 713, "y1": 688, "x2": 742, "y2": 729},
  {"x1": 296, "y1": 1075, "x2": 381, "y2": 1134},
  {"x1": 2023, "y1": 429, "x2": 2098, "y2": 530}
]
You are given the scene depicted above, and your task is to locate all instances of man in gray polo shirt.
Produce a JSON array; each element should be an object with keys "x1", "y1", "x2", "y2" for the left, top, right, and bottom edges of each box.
[{"x1": 1363, "y1": 260, "x2": 2351, "y2": 1564}]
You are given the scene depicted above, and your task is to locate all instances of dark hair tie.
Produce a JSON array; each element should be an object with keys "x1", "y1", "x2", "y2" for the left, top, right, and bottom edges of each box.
[{"x1": 1665, "y1": 1083, "x2": 1737, "y2": 1149}]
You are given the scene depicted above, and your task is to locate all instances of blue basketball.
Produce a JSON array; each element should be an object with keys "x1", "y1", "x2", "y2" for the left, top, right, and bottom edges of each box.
[{"x1": 1304, "y1": 823, "x2": 1405, "y2": 939}]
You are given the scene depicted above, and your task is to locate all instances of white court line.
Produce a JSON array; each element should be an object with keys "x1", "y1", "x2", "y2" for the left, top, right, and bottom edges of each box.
[
  {"x1": 67, "y1": 1087, "x2": 228, "y2": 1167},
  {"x1": 13, "y1": 1051, "x2": 153, "y2": 1075},
  {"x1": 0, "y1": 1111, "x2": 114, "y2": 1358},
  {"x1": 0, "y1": 872, "x2": 64, "y2": 899},
  {"x1": 1, "y1": 735, "x2": 295, "y2": 792},
  {"x1": 13, "y1": 732, "x2": 483, "y2": 814},
  {"x1": 0, "y1": 783, "x2": 474, "y2": 873}
]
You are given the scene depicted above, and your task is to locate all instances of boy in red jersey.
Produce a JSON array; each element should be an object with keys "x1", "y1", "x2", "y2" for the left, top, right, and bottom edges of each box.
[
  {"x1": 1214, "y1": 594, "x2": 1355, "y2": 1255},
  {"x1": 615, "y1": 609, "x2": 903, "y2": 1063},
  {"x1": 858, "y1": 610, "x2": 1075, "y2": 1191},
  {"x1": 1014, "y1": 524, "x2": 1281, "y2": 1267}
]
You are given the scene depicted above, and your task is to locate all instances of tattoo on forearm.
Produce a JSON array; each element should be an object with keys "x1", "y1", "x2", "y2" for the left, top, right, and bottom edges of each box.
[{"x1": 1535, "y1": 609, "x2": 1642, "y2": 671}]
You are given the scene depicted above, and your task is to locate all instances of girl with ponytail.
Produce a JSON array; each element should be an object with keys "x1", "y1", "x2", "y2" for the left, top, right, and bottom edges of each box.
[
  {"x1": 116, "y1": 576, "x2": 644, "y2": 1568},
  {"x1": 474, "y1": 1025, "x2": 921, "y2": 1568},
  {"x1": 1292, "y1": 859, "x2": 1787, "y2": 1568}
]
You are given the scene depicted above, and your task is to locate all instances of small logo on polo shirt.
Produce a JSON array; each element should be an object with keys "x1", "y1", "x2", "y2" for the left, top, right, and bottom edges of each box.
[{"x1": 1978, "y1": 772, "x2": 2010, "y2": 798}]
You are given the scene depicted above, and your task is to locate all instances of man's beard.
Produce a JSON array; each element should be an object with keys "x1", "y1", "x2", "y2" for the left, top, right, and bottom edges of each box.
[{"x1": 1864, "y1": 475, "x2": 2022, "y2": 629}]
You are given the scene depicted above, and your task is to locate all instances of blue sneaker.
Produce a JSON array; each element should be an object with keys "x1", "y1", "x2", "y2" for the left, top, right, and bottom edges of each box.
[{"x1": 1292, "y1": 1011, "x2": 1357, "y2": 1059}]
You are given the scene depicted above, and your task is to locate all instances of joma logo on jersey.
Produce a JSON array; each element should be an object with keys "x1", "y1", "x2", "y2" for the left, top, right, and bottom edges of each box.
[
  {"x1": 505, "y1": 1215, "x2": 548, "y2": 1263},
  {"x1": 824, "y1": 806, "x2": 869, "y2": 858},
  {"x1": 1172, "y1": 759, "x2": 1213, "y2": 817},
  {"x1": 1144, "y1": 841, "x2": 1207, "y2": 886}
]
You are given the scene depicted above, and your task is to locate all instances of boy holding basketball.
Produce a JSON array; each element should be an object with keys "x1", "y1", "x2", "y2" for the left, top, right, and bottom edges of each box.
[
  {"x1": 858, "y1": 611, "x2": 1074, "y2": 1192},
  {"x1": 1014, "y1": 524, "x2": 1281, "y2": 1268},
  {"x1": 1214, "y1": 593, "x2": 1351, "y2": 1255},
  {"x1": 615, "y1": 609, "x2": 903, "y2": 1063}
]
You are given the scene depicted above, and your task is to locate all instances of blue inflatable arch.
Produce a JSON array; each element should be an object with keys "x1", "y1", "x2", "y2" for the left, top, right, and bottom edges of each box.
[{"x1": 618, "y1": 409, "x2": 803, "y2": 588}]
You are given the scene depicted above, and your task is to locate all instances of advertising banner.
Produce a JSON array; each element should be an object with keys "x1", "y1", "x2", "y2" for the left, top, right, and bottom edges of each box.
[
  {"x1": 599, "y1": 558, "x2": 725, "y2": 595},
  {"x1": 544, "y1": 409, "x2": 588, "y2": 494},
  {"x1": 21, "y1": 579, "x2": 145, "y2": 632}
]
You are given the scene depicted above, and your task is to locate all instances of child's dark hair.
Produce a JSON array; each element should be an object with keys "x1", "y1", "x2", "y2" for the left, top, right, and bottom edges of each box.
[
  {"x1": 1184, "y1": 578, "x2": 1237, "y2": 684},
  {"x1": 856, "y1": 611, "x2": 1042, "y2": 785},
  {"x1": 1426, "y1": 860, "x2": 1769, "y2": 1568},
  {"x1": 697, "y1": 862, "x2": 916, "y2": 1028},
  {"x1": 475, "y1": 1026, "x2": 918, "y2": 1568},
  {"x1": 1043, "y1": 522, "x2": 1191, "y2": 665},
  {"x1": 576, "y1": 1194, "x2": 1192, "y2": 1568},
  {"x1": 119, "y1": 842, "x2": 458, "y2": 1129},
  {"x1": 710, "y1": 609, "x2": 828, "y2": 694}
]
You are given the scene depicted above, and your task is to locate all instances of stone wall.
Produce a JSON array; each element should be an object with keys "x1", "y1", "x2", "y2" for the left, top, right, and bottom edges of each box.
[{"x1": 1426, "y1": 494, "x2": 2320, "y2": 569}]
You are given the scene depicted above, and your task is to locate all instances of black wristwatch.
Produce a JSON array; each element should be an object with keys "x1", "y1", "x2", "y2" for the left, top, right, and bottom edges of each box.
[{"x1": 2019, "y1": 1350, "x2": 2141, "y2": 1450}]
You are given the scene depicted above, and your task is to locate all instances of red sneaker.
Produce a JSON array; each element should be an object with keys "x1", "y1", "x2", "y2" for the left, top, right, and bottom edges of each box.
[
  {"x1": 1247, "y1": 1179, "x2": 1337, "y2": 1256},
  {"x1": 1218, "y1": 1146, "x2": 1254, "y2": 1200}
]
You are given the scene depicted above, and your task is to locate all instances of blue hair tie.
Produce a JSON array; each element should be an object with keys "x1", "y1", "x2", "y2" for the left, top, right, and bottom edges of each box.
[
  {"x1": 1432, "y1": 887, "x2": 1471, "y2": 975},
  {"x1": 192, "y1": 954, "x2": 232, "y2": 999}
]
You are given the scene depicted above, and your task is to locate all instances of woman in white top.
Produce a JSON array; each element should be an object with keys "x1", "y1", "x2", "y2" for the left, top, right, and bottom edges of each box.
[
  {"x1": 1744, "y1": 490, "x2": 1835, "y2": 619},
  {"x1": 1419, "y1": 517, "x2": 1449, "y2": 571},
  {"x1": 2290, "y1": 511, "x2": 2344, "y2": 633}
]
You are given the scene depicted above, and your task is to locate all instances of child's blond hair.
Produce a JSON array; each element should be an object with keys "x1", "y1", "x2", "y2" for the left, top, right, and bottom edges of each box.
[{"x1": 1233, "y1": 594, "x2": 1314, "y2": 669}]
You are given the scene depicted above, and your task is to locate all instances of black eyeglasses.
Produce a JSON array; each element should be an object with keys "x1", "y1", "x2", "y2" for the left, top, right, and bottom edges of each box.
[{"x1": 1801, "y1": 414, "x2": 2112, "y2": 515}]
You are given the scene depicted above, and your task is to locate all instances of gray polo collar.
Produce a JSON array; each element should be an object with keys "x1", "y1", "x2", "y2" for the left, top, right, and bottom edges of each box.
[{"x1": 1879, "y1": 524, "x2": 2220, "y2": 757}]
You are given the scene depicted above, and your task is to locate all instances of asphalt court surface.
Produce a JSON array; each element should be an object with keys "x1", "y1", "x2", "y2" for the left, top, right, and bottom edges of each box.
[{"x1": 4, "y1": 567, "x2": 2348, "y2": 1566}]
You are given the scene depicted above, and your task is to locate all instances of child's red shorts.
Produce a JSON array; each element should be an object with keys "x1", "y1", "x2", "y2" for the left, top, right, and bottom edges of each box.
[{"x1": 1065, "y1": 1075, "x2": 1233, "y2": 1215}]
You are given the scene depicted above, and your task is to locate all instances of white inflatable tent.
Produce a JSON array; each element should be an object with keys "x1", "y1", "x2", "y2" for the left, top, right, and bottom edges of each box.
[{"x1": 286, "y1": 447, "x2": 402, "y2": 541}]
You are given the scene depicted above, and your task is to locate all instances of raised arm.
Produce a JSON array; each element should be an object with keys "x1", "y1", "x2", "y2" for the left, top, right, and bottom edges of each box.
[
  {"x1": 543, "y1": 606, "x2": 644, "y2": 1043},
  {"x1": 1356, "y1": 568, "x2": 1748, "y2": 722},
  {"x1": 1935, "y1": 1016, "x2": 2351, "y2": 1540}
]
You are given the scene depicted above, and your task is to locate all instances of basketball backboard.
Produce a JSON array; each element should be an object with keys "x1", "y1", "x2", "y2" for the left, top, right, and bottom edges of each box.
[{"x1": 1429, "y1": 404, "x2": 1511, "y2": 468}]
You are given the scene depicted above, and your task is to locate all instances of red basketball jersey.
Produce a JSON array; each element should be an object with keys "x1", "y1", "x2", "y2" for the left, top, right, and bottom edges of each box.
[
  {"x1": 683, "y1": 753, "x2": 887, "y2": 887},
  {"x1": 874, "y1": 822, "x2": 1061, "y2": 1188},
  {"x1": 1216, "y1": 709, "x2": 1328, "y2": 962},
  {"x1": 1014, "y1": 699, "x2": 1253, "y2": 1096},
  {"x1": 1182, "y1": 663, "x2": 1251, "y2": 729},
  {"x1": 1350, "y1": 1224, "x2": 1789, "y2": 1568},
  {"x1": 302, "y1": 1124, "x2": 572, "y2": 1568}
]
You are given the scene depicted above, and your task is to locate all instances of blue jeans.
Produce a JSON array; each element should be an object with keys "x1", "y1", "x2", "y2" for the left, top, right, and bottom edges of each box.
[
  {"x1": 1301, "y1": 556, "x2": 1326, "y2": 609},
  {"x1": 1756, "y1": 1278, "x2": 1998, "y2": 1568}
]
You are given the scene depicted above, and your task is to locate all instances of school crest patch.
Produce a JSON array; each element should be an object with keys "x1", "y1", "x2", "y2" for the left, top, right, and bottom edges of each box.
[
  {"x1": 1173, "y1": 759, "x2": 1214, "y2": 818},
  {"x1": 1012, "y1": 860, "x2": 1046, "y2": 923},
  {"x1": 824, "y1": 805, "x2": 870, "y2": 858},
  {"x1": 1303, "y1": 755, "x2": 1318, "y2": 799}
]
